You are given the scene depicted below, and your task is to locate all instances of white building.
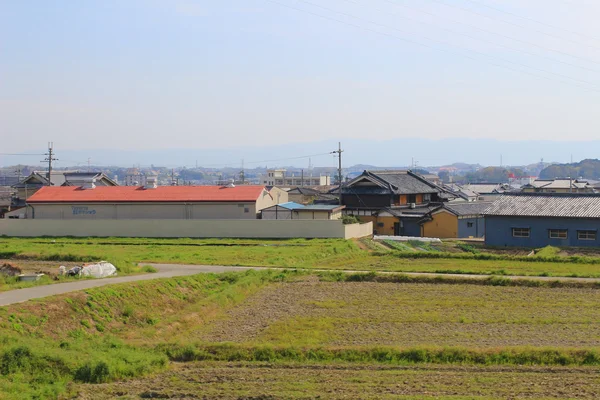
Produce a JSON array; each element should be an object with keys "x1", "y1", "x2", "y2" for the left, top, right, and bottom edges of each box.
[{"x1": 261, "y1": 169, "x2": 330, "y2": 187}]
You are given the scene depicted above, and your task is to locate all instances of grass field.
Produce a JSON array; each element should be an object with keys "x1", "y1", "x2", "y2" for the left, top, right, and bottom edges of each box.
[
  {"x1": 4, "y1": 237, "x2": 600, "y2": 278},
  {"x1": 1, "y1": 270, "x2": 600, "y2": 398}
]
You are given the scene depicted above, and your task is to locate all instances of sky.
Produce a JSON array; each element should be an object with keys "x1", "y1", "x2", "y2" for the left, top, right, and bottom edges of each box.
[{"x1": 2, "y1": 0, "x2": 600, "y2": 166}]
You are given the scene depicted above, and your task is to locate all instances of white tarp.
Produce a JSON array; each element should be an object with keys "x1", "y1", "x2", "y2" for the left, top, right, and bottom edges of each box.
[{"x1": 80, "y1": 261, "x2": 117, "y2": 278}]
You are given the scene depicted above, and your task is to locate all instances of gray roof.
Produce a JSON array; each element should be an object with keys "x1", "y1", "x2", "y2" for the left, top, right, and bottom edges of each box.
[
  {"x1": 385, "y1": 204, "x2": 440, "y2": 217},
  {"x1": 444, "y1": 202, "x2": 492, "y2": 216},
  {"x1": 484, "y1": 194, "x2": 600, "y2": 219},
  {"x1": 344, "y1": 170, "x2": 439, "y2": 195},
  {"x1": 463, "y1": 183, "x2": 508, "y2": 194}
]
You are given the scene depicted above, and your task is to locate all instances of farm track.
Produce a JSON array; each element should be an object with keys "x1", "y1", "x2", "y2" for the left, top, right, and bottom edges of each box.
[{"x1": 3, "y1": 262, "x2": 600, "y2": 306}]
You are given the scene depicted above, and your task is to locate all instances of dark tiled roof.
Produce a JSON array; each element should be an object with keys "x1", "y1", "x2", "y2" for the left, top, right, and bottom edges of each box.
[
  {"x1": 484, "y1": 193, "x2": 600, "y2": 218},
  {"x1": 343, "y1": 170, "x2": 439, "y2": 195},
  {"x1": 373, "y1": 171, "x2": 439, "y2": 194},
  {"x1": 385, "y1": 204, "x2": 441, "y2": 217},
  {"x1": 444, "y1": 202, "x2": 492, "y2": 216}
]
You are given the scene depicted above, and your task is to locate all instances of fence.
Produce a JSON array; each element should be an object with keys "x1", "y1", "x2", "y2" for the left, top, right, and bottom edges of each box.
[{"x1": 0, "y1": 219, "x2": 372, "y2": 239}]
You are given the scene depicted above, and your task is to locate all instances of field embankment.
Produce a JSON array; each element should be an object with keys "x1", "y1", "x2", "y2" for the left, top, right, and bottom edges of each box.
[
  {"x1": 2, "y1": 269, "x2": 600, "y2": 398},
  {"x1": 4, "y1": 237, "x2": 600, "y2": 278}
]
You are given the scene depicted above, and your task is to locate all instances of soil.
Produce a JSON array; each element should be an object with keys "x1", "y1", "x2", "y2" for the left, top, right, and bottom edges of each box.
[
  {"x1": 73, "y1": 362, "x2": 600, "y2": 399},
  {"x1": 199, "y1": 280, "x2": 600, "y2": 348},
  {"x1": 0, "y1": 259, "x2": 81, "y2": 277}
]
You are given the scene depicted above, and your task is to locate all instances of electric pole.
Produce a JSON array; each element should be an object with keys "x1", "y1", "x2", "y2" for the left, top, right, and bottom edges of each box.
[
  {"x1": 14, "y1": 165, "x2": 22, "y2": 182},
  {"x1": 42, "y1": 142, "x2": 58, "y2": 185},
  {"x1": 331, "y1": 142, "x2": 343, "y2": 205},
  {"x1": 240, "y1": 159, "x2": 245, "y2": 184}
]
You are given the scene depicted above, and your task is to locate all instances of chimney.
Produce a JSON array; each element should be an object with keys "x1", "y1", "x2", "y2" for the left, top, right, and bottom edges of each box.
[
  {"x1": 144, "y1": 175, "x2": 158, "y2": 189},
  {"x1": 81, "y1": 178, "x2": 96, "y2": 190}
]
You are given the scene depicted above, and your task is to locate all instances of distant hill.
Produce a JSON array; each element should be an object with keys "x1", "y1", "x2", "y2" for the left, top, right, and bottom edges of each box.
[{"x1": 539, "y1": 159, "x2": 600, "y2": 180}]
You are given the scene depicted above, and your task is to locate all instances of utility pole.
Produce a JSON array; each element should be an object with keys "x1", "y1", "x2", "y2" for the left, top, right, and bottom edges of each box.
[
  {"x1": 240, "y1": 159, "x2": 245, "y2": 184},
  {"x1": 331, "y1": 142, "x2": 343, "y2": 205},
  {"x1": 41, "y1": 142, "x2": 58, "y2": 185},
  {"x1": 14, "y1": 165, "x2": 22, "y2": 182}
]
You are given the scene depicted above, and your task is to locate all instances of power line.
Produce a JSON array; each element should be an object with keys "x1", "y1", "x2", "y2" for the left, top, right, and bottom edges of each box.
[
  {"x1": 280, "y1": 0, "x2": 600, "y2": 91},
  {"x1": 428, "y1": 0, "x2": 600, "y2": 51},
  {"x1": 369, "y1": 0, "x2": 600, "y2": 74},
  {"x1": 462, "y1": 0, "x2": 600, "y2": 43},
  {"x1": 0, "y1": 153, "x2": 45, "y2": 156},
  {"x1": 385, "y1": 0, "x2": 600, "y2": 68},
  {"x1": 186, "y1": 152, "x2": 333, "y2": 168}
]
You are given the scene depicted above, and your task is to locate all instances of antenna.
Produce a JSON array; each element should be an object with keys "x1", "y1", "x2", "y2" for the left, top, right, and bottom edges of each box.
[{"x1": 41, "y1": 142, "x2": 58, "y2": 185}]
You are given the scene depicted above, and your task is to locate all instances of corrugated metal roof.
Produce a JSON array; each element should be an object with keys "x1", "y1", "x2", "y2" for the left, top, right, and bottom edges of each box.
[
  {"x1": 276, "y1": 202, "x2": 305, "y2": 210},
  {"x1": 483, "y1": 194, "x2": 600, "y2": 218},
  {"x1": 300, "y1": 204, "x2": 344, "y2": 211},
  {"x1": 444, "y1": 202, "x2": 492, "y2": 216}
]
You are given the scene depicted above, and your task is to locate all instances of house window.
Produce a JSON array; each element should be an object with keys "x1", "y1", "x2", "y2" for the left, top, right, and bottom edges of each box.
[
  {"x1": 467, "y1": 222, "x2": 474, "y2": 228},
  {"x1": 548, "y1": 229, "x2": 568, "y2": 239},
  {"x1": 578, "y1": 230, "x2": 596, "y2": 241},
  {"x1": 244, "y1": 207, "x2": 250, "y2": 213},
  {"x1": 423, "y1": 194, "x2": 431, "y2": 202},
  {"x1": 407, "y1": 194, "x2": 417, "y2": 204},
  {"x1": 512, "y1": 228, "x2": 530, "y2": 238}
]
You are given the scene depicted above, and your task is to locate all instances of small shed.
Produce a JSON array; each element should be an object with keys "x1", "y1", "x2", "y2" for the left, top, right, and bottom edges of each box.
[{"x1": 261, "y1": 202, "x2": 345, "y2": 220}]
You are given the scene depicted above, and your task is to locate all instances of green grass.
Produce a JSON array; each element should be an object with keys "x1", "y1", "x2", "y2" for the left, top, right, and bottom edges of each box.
[
  {"x1": 2, "y1": 269, "x2": 600, "y2": 398},
  {"x1": 0, "y1": 269, "x2": 301, "y2": 399}
]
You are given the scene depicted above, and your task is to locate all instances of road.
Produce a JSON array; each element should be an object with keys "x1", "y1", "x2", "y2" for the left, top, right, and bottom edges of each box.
[
  {"x1": 1, "y1": 263, "x2": 600, "y2": 307},
  {"x1": 0, "y1": 264, "x2": 254, "y2": 307}
]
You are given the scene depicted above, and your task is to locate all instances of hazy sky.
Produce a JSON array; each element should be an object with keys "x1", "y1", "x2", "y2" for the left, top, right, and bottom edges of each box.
[{"x1": 2, "y1": 0, "x2": 600, "y2": 156}]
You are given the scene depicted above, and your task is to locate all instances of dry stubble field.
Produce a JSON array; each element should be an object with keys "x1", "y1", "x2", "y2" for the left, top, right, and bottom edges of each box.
[
  {"x1": 71, "y1": 277, "x2": 600, "y2": 399},
  {"x1": 76, "y1": 362, "x2": 600, "y2": 399},
  {"x1": 195, "y1": 279, "x2": 600, "y2": 348}
]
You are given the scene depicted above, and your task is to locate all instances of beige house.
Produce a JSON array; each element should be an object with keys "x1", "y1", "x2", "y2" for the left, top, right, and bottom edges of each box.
[{"x1": 24, "y1": 181, "x2": 287, "y2": 220}]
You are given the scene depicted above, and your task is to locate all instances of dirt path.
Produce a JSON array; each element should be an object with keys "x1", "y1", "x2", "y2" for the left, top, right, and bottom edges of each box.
[
  {"x1": 0, "y1": 264, "x2": 253, "y2": 307},
  {"x1": 2, "y1": 262, "x2": 600, "y2": 307}
]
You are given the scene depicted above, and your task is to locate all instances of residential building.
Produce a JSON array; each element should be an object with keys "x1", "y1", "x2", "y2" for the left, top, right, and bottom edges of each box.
[
  {"x1": 261, "y1": 202, "x2": 344, "y2": 220},
  {"x1": 261, "y1": 169, "x2": 330, "y2": 187},
  {"x1": 484, "y1": 193, "x2": 600, "y2": 247},
  {"x1": 12, "y1": 171, "x2": 118, "y2": 206},
  {"x1": 420, "y1": 202, "x2": 490, "y2": 239},
  {"x1": 23, "y1": 181, "x2": 287, "y2": 220},
  {"x1": 461, "y1": 183, "x2": 510, "y2": 201},
  {"x1": 521, "y1": 178, "x2": 595, "y2": 193},
  {"x1": 341, "y1": 170, "x2": 453, "y2": 235},
  {"x1": 286, "y1": 187, "x2": 338, "y2": 205}
]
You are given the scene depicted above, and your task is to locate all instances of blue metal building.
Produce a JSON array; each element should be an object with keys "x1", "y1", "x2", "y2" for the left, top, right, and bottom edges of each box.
[{"x1": 484, "y1": 194, "x2": 600, "y2": 248}]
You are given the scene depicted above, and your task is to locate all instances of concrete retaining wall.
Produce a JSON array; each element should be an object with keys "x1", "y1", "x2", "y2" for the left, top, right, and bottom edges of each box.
[{"x1": 0, "y1": 219, "x2": 372, "y2": 239}]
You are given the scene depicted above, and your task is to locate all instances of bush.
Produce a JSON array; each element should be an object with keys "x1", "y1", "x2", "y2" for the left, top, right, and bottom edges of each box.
[
  {"x1": 74, "y1": 361, "x2": 111, "y2": 383},
  {"x1": 341, "y1": 215, "x2": 360, "y2": 225},
  {"x1": 141, "y1": 265, "x2": 158, "y2": 273}
]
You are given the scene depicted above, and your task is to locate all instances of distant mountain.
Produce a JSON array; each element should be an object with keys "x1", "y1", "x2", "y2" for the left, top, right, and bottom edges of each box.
[
  {"x1": 4, "y1": 138, "x2": 600, "y2": 169},
  {"x1": 539, "y1": 159, "x2": 600, "y2": 180}
]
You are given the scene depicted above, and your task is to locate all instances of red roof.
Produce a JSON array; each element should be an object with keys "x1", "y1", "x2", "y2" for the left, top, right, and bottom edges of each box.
[{"x1": 27, "y1": 185, "x2": 268, "y2": 203}]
